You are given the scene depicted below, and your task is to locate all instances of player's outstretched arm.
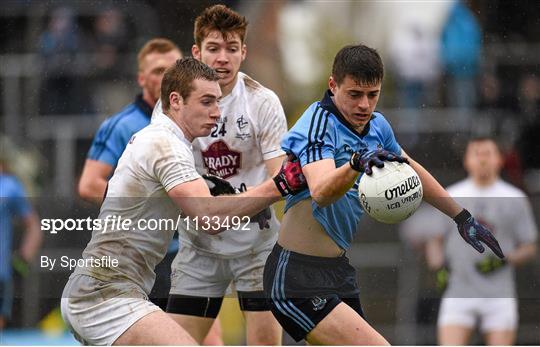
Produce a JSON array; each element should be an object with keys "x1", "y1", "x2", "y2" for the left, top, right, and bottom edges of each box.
[
  {"x1": 168, "y1": 156, "x2": 306, "y2": 234},
  {"x1": 404, "y1": 151, "x2": 505, "y2": 258}
]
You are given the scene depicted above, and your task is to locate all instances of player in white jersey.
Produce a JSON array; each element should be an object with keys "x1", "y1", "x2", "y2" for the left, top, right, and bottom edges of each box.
[
  {"x1": 418, "y1": 137, "x2": 537, "y2": 345},
  {"x1": 164, "y1": 5, "x2": 287, "y2": 345},
  {"x1": 61, "y1": 58, "x2": 305, "y2": 346}
]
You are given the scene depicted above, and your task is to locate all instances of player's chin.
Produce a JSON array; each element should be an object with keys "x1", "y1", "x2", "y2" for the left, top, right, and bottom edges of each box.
[{"x1": 199, "y1": 125, "x2": 215, "y2": 137}]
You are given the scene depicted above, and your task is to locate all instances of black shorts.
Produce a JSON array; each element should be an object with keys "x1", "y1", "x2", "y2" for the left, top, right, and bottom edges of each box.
[
  {"x1": 263, "y1": 243, "x2": 364, "y2": 342},
  {"x1": 166, "y1": 290, "x2": 270, "y2": 318}
]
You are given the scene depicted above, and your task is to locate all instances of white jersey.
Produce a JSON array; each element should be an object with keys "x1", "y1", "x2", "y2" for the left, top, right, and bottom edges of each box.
[
  {"x1": 74, "y1": 111, "x2": 200, "y2": 295},
  {"x1": 155, "y1": 72, "x2": 287, "y2": 257},
  {"x1": 431, "y1": 178, "x2": 538, "y2": 298}
]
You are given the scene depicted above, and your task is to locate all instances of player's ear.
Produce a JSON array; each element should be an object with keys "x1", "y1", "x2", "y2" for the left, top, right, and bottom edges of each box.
[
  {"x1": 241, "y1": 44, "x2": 247, "y2": 61},
  {"x1": 137, "y1": 71, "x2": 145, "y2": 88},
  {"x1": 169, "y1": 92, "x2": 183, "y2": 110},
  {"x1": 328, "y1": 76, "x2": 337, "y2": 93},
  {"x1": 192, "y1": 44, "x2": 201, "y2": 60}
]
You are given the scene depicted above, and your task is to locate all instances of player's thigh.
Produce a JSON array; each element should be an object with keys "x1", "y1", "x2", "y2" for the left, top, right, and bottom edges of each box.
[
  {"x1": 202, "y1": 319, "x2": 224, "y2": 346},
  {"x1": 437, "y1": 297, "x2": 476, "y2": 345},
  {"x1": 243, "y1": 310, "x2": 282, "y2": 345},
  {"x1": 230, "y1": 245, "x2": 270, "y2": 293},
  {"x1": 61, "y1": 275, "x2": 162, "y2": 346},
  {"x1": 306, "y1": 302, "x2": 389, "y2": 345},
  {"x1": 166, "y1": 295, "x2": 223, "y2": 344},
  {"x1": 170, "y1": 244, "x2": 231, "y2": 297},
  {"x1": 167, "y1": 313, "x2": 216, "y2": 345},
  {"x1": 437, "y1": 298, "x2": 474, "y2": 329},
  {"x1": 232, "y1": 246, "x2": 283, "y2": 344},
  {"x1": 115, "y1": 310, "x2": 197, "y2": 345},
  {"x1": 479, "y1": 298, "x2": 518, "y2": 335},
  {"x1": 484, "y1": 329, "x2": 516, "y2": 346},
  {"x1": 438, "y1": 325, "x2": 474, "y2": 346}
]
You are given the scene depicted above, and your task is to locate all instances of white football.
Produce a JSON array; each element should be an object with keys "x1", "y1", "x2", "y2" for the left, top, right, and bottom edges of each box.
[{"x1": 358, "y1": 161, "x2": 423, "y2": 224}]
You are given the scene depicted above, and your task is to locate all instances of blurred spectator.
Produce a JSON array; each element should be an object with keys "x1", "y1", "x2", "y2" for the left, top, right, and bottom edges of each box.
[
  {"x1": 478, "y1": 73, "x2": 503, "y2": 110},
  {"x1": 404, "y1": 137, "x2": 538, "y2": 345},
  {"x1": 440, "y1": 0, "x2": 481, "y2": 109},
  {"x1": 516, "y1": 74, "x2": 540, "y2": 124},
  {"x1": 38, "y1": 6, "x2": 92, "y2": 115},
  {"x1": 0, "y1": 160, "x2": 42, "y2": 330},
  {"x1": 516, "y1": 74, "x2": 540, "y2": 193},
  {"x1": 389, "y1": 18, "x2": 441, "y2": 109},
  {"x1": 92, "y1": 7, "x2": 128, "y2": 79}
]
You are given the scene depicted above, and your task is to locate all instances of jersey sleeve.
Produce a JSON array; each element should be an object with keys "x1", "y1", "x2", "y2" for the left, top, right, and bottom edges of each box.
[
  {"x1": 282, "y1": 104, "x2": 336, "y2": 167},
  {"x1": 9, "y1": 178, "x2": 32, "y2": 218},
  {"x1": 510, "y1": 196, "x2": 538, "y2": 244},
  {"x1": 87, "y1": 118, "x2": 131, "y2": 167},
  {"x1": 377, "y1": 114, "x2": 402, "y2": 155},
  {"x1": 150, "y1": 138, "x2": 201, "y2": 192},
  {"x1": 256, "y1": 91, "x2": 288, "y2": 161}
]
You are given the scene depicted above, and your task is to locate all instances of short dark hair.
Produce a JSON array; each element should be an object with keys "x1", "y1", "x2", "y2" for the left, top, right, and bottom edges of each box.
[
  {"x1": 467, "y1": 136, "x2": 501, "y2": 152},
  {"x1": 160, "y1": 57, "x2": 219, "y2": 111},
  {"x1": 332, "y1": 44, "x2": 384, "y2": 86},
  {"x1": 194, "y1": 4, "x2": 248, "y2": 47}
]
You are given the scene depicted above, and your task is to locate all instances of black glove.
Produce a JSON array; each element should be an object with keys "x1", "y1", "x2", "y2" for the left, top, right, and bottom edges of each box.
[
  {"x1": 203, "y1": 175, "x2": 271, "y2": 230},
  {"x1": 273, "y1": 154, "x2": 307, "y2": 196},
  {"x1": 454, "y1": 209, "x2": 505, "y2": 259},
  {"x1": 202, "y1": 174, "x2": 238, "y2": 196},
  {"x1": 350, "y1": 148, "x2": 409, "y2": 175},
  {"x1": 475, "y1": 255, "x2": 507, "y2": 274},
  {"x1": 237, "y1": 183, "x2": 271, "y2": 230}
]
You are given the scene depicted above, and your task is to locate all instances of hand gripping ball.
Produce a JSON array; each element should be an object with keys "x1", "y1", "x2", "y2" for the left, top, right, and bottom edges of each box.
[{"x1": 358, "y1": 161, "x2": 423, "y2": 224}]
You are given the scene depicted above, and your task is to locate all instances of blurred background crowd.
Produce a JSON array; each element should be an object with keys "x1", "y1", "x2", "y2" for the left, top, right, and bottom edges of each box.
[{"x1": 0, "y1": 0, "x2": 538, "y2": 345}]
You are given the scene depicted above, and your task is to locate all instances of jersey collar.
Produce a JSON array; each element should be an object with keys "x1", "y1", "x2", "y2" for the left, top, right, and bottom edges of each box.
[
  {"x1": 135, "y1": 94, "x2": 153, "y2": 118},
  {"x1": 319, "y1": 89, "x2": 375, "y2": 138},
  {"x1": 151, "y1": 109, "x2": 191, "y2": 146}
]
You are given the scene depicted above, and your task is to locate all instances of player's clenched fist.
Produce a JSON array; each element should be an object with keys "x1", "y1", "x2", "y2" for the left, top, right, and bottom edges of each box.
[
  {"x1": 350, "y1": 148, "x2": 408, "y2": 175},
  {"x1": 273, "y1": 154, "x2": 307, "y2": 196}
]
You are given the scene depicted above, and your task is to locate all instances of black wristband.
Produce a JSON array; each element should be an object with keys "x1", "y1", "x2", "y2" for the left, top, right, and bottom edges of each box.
[
  {"x1": 349, "y1": 152, "x2": 362, "y2": 172},
  {"x1": 453, "y1": 208, "x2": 471, "y2": 224},
  {"x1": 273, "y1": 176, "x2": 289, "y2": 197}
]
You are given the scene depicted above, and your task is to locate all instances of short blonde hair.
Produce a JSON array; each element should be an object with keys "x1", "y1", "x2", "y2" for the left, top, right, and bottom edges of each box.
[{"x1": 137, "y1": 38, "x2": 181, "y2": 71}]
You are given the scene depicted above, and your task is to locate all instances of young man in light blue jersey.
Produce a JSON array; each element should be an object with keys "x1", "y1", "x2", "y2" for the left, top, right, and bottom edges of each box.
[
  {"x1": 262, "y1": 44, "x2": 505, "y2": 345},
  {"x1": 0, "y1": 160, "x2": 41, "y2": 330}
]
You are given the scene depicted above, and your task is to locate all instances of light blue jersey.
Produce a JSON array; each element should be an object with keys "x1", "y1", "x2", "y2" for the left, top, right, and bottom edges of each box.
[
  {"x1": 87, "y1": 95, "x2": 152, "y2": 167},
  {"x1": 0, "y1": 174, "x2": 32, "y2": 280},
  {"x1": 282, "y1": 90, "x2": 401, "y2": 250}
]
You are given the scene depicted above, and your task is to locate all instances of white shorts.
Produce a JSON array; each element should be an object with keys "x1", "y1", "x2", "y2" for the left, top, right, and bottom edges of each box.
[
  {"x1": 170, "y1": 243, "x2": 272, "y2": 297},
  {"x1": 438, "y1": 297, "x2": 518, "y2": 332},
  {"x1": 61, "y1": 274, "x2": 160, "y2": 346}
]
